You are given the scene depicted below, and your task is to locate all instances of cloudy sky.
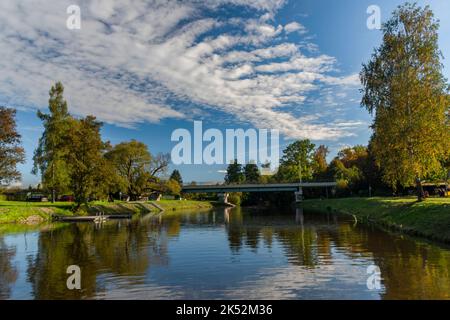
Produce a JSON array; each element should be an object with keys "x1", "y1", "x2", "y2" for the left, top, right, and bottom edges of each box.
[{"x1": 1, "y1": 0, "x2": 449, "y2": 185}]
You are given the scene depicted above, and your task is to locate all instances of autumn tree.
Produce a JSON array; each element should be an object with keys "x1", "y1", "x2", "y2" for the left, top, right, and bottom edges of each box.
[
  {"x1": 164, "y1": 179, "x2": 182, "y2": 196},
  {"x1": 65, "y1": 116, "x2": 111, "y2": 209},
  {"x1": 33, "y1": 82, "x2": 72, "y2": 202},
  {"x1": 360, "y1": 3, "x2": 450, "y2": 200},
  {"x1": 312, "y1": 145, "x2": 329, "y2": 179},
  {"x1": 0, "y1": 107, "x2": 25, "y2": 185}
]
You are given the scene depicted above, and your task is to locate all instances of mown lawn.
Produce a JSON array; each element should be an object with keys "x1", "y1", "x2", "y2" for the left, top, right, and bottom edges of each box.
[
  {"x1": 302, "y1": 197, "x2": 450, "y2": 242},
  {"x1": 151, "y1": 200, "x2": 214, "y2": 211},
  {"x1": 0, "y1": 201, "x2": 74, "y2": 224},
  {"x1": 0, "y1": 199, "x2": 215, "y2": 224}
]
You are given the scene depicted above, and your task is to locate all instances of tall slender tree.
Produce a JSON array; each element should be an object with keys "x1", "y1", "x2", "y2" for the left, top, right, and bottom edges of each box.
[
  {"x1": 360, "y1": 3, "x2": 450, "y2": 200},
  {"x1": 0, "y1": 107, "x2": 25, "y2": 185},
  {"x1": 33, "y1": 82, "x2": 72, "y2": 202}
]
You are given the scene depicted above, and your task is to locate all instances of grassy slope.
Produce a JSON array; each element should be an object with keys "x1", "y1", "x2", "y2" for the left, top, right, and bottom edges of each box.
[
  {"x1": 0, "y1": 201, "x2": 74, "y2": 224},
  {"x1": 302, "y1": 197, "x2": 450, "y2": 242},
  {"x1": 0, "y1": 200, "x2": 214, "y2": 224},
  {"x1": 152, "y1": 200, "x2": 214, "y2": 211}
]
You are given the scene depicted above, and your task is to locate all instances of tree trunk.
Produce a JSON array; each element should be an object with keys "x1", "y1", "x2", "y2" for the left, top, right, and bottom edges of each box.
[{"x1": 416, "y1": 177, "x2": 424, "y2": 202}]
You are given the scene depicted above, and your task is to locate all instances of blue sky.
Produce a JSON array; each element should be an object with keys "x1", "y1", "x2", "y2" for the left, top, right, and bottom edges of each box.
[{"x1": 1, "y1": 0, "x2": 449, "y2": 186}]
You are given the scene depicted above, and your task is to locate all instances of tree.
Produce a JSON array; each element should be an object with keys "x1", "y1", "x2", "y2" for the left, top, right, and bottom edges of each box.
[
  {"x1": 360, "y1": 3, "x2": 450, "y2": 200},
  {"x1": 312, "y1": 145, "x2": 329, "y2": 179},
  {"x1": 169, "y1": 169, "x2": 183, "y2": 186},
  {"x1": 244, "y1": 162, "x2": 260, "y2": 183},
  {"x1": 329, "y1": 146, "x2": 367, "y2": 194},
  {"x1": 33, "y1": 82, "x2": 72, "y2": 202},
  {"x1": 104, "y1": 140, "x2": 152, "y2": 200},
  {"x1": 65, "y1": 116, "x2": 110, "y2": 209},
  {"x1": 149, "y1": 153, "x2": 170, "y2": 178},
  {"x1": 275, "y1": 140, "x2": 315, "y2": 182},
  {"x1": 225, "y1": 159, "x2": 245, "y2": 184},
  {"x1": 164, "y1": 179, "x2": 181, "y2": 196},
  {"x1": 0, "y1": 107, "x2": 25, "y2": 185}
]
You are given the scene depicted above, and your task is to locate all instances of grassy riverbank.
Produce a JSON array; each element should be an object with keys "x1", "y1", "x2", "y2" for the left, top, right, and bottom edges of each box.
[
  {"x1": 302, "y1": 197, "x2": 450, "y2": 243},
  {"x1": 152, "y1": 199, "x2": 214, "y2": 211},
  {"x1": 0, "y1": 200, "x2": 214, "y2": 225}
]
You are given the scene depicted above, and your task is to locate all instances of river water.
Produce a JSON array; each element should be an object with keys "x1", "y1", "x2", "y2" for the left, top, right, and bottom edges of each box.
[{"x1": 1, "y1": 207, "x2": 449, "y2": 299}]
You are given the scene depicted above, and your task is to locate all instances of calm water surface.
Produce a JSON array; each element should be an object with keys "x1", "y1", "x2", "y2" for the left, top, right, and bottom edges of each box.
[{"x1": 1, "y1": 207, "x2": 449, "y2": 299}]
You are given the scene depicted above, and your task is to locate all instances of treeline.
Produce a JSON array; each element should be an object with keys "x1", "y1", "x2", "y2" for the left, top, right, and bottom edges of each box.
[
  {"x1": 222, "y1": 3, "x2": 450, "y2": 203},
  {"x1": 0, "y1": 107, "x2": 26, "y2": 186},
  {"x1": 3, "y1": 82, "x2": 183, "y2": 210},
  {"x1": 223, "y1": 140, "x2": 387, "y2": 205}
]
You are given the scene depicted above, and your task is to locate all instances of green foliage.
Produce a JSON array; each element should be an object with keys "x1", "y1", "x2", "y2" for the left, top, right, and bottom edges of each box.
[
  {"x1": 0, "y1": 107, "x2": 25, "y2": 185},
  {"x1": 169, "y1": 169, "x2": 183, "y2": 185},
  {"x1": 104, "y1": 140, "x2": 152, "y2": 199},
  {"x1": 274, "y1": 140, "x2": 315, "y2": 182},
  {"x1": 360, "y1": 3, "x2": 450, "y2": 192},
  {"x1": 225, "y1": 159, "x2": 245, "y2": 184},
  {"x1": 164, "y1": 179, "x2": 182, "y2": 196},
  {"x1": 244, "y1": 163, "x2": 260, "y2": 183},
  {"x1": 33, "y1": 82, "x2": 72, "y2": 200},
  {"x1": 227, "y1": 193, "x2": 242, "y2": 206},
  {"x1": 65, "y1": 116, "x2": 111, "y2": 208}
]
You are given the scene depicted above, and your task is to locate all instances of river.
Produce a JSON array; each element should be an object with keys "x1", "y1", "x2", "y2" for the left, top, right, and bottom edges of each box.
[{"x1": 1, "y1": 207, "x2": 449, "y2": 299}]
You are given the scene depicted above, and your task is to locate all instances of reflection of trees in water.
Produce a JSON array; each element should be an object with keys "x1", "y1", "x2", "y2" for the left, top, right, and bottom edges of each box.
[
  {"x1": 0, "y1": 237, "x2": 18, "y2": 299},
  {"x1": 224, "y1": 207, "x2": 450, "y2": 299},
  {"x1": 363, "y1": 229, "x2": 450, "y2": 299},
  {"x1": 27, "y1": 218, "x2": 170, "y2": 299}
]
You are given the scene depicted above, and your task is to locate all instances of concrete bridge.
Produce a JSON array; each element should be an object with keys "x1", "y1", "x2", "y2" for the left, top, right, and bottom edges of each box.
[{"x1": 181, "y1": 182, "x2": 337, "y2": 203}]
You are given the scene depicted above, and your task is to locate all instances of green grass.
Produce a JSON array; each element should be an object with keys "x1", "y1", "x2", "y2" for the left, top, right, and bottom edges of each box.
[
  {"x1": 0, "y1": 200, "x2": 75, "y2": 224},
  {"x1": 302, "y1": 197, "x2": 450, "y2": 243},
  {"x1": 152, "y1": 200, "x2": 214, "y2": 211},
  {"x1": 0, "y1": 199, "x2": 215, "y2": 224}
]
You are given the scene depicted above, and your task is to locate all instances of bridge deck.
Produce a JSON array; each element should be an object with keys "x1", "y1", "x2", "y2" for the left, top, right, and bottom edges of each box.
[{"x1": 182, "y1": 182, "x2": 337, "y2": 193}]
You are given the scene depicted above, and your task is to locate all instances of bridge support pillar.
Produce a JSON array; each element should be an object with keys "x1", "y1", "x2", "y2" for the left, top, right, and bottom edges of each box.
[
  {"x1": 217, "y1": 193, "x2": 229, "y2": 204},
  {"x1": 295, "y1": 187, "x2": 303, "y2": 203}
]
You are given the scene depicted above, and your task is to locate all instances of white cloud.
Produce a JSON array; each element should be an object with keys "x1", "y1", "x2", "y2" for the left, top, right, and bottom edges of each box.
[
  {"x1": 284, "y1": 21, "x2": 307, "y2": 34},
  {"x1": 0, "y1": 0, "x2": 361, "y2": 140}
]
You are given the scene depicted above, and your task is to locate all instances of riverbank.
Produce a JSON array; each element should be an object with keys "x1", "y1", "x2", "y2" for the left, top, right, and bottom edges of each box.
[
  {"x1": 0, "y1": 200, "x2": 215, "y2": 225},
  {"x1": 302, "y1": 197, "x2": 450, "y2": 243}
]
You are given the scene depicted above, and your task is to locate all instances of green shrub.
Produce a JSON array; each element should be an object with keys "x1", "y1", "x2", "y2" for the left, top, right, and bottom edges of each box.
[{"x1": 227, "y1": 193, "x2": 241, "y2": 206}]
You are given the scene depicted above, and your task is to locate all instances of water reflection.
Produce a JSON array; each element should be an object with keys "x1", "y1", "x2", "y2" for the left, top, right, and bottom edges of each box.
[
  {"x1": 0, "y1": 206, "x2": 449, "y2": 299},
  {"x1": 0, "y1": 237, "x2": 18, "y2": 299}
]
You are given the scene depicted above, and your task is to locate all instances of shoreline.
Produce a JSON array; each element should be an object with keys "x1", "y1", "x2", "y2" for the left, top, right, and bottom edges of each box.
[
  {"x1": 0, "y1": 200, "x2": 215, "y2": 226},
  {"x1": 302, "y1": 197, "x2": 450, "y2": 244}
]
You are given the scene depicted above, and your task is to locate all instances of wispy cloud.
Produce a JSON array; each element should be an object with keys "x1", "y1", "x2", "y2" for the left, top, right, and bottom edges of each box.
[{"x1": 0, "y1": 0, "x2": 361, "y2": 139}]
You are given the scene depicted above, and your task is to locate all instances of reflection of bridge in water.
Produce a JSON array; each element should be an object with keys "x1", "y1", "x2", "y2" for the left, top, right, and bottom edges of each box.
[{"x1": 181, "y1": 182, "x2": 337, "y2": 203}]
